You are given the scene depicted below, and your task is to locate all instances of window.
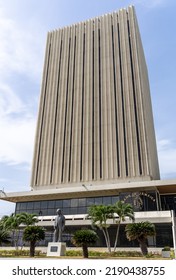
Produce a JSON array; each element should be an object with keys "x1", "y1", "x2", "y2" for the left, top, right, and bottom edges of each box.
[
  {"x1": 16, "y1": 203, "x2": 20, "y2": 211},
  {"x1": 55, "y1": 200, "x2": 63, "y2": 208},
  {"x1": 94, "y1": 197, "x2": 102, "y2": 205},
  {"x1": 41, "y1": 201, "x2": 48, "y2": 208},
  {"x1": 87, "y1": 198, "x2": 94, "y2": 206},
  {"x1": 79, "y1": 198, "x2": 86, "y2": 207},
  {"x1": 20, "y1": 203, "x2": 27, "y2": 210},
  {"x1": 27, "y1": 202, "x2": 34, "y2": 210},
  {"x1": 16, "y1": 195, "x2": 119, "y2": 216},
  {"x1": 71, "y1": 199, "x2": 78, "y2": 207},
  {"x1": 63, "y1": 199, "x2": 71, "y2": 208},
  {"x1": 33, "y1": 201, "x2": 41, "y2": 210},
  {"x1": 48, "y1": 200, "x2": 55, "y2": 209},
  {"x1": 103, "y1": 196, "x2": 111, "y2": 205}
]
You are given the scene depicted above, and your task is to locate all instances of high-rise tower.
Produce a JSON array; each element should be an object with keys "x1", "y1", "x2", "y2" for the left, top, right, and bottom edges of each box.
[
  {"x1": 2, "y1": 6, "x2": 176, "y2": 249},
  {"x1": 31, "y1": 6, "x2": 160, "y2": 189}
]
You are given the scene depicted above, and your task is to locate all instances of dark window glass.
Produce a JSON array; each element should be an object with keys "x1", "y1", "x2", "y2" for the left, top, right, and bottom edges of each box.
[
  {"x1": 79, "y1": 198, "x2": 86, "y2": 207},
  {"x1": 55, "y1": 200, "x2": 63, "y2": 208},
  {"x1": 16, "y1": 195, "x2": 123, "y2": 216},
  {"x1": 48, "y1": 200, "x2": 55, "y2": 209},
  {"x1": 27, "y1": 202, "x2": 34, "y2": 210},
  {"x1": 32, "y1": 210, "x2": 38, "y2": 215},
  {"x1": 16, "y1": 203, "x2": 20, "y2": 211},
  {"x1": 41, "y1": 209, "x2": 48, "y2": 216},
  {"x1": 63, "y1": 199, "x2": 71, "y2": 208},
  {"x1": 71, "y1": 207, "x2": 78, "y2": 214},
  {"x1": 63, "y1": 208, "x2": 70, "y2": 215},
  {"x1": 41, "y1": 201, "x2": 48, "y2": 209},
  {"x1": 103, "y1": 196, "x2": 111, "y2": 205},
  {"x1": 112, "y1": 196, "x2": 119, "y2": 204},
  {"x1": 94, "y1": 197, "x2": 102, "y2": 205},
  {"x1": 86, "y1": 206, "x2": 90, "y2": 214},
  {"x1": 20, "y1": 203, "x2": 27, "y2": 210},
  {"x1": 77, "y1": 207, "x2": 86, "y2": 214},
  {"x1": 87, "y1": 198, "x2": 94, "y2": 206},
  {"x1": 47, "y1": 208, "x2": 55, "y2": 216},
  {"x1": 33, "y1": 201, "x2": 41, "y2": 210},
  {"x1": 71, "y1": 199, "x2": 78, "y2": 208}
]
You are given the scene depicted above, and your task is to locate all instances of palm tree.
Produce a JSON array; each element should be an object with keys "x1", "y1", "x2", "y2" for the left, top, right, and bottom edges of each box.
[
  {"x1": 88, "y1": 204, "x2": 114, "y2": 253},
  {"x1": 19, "y1": 212, "x2": 38, "y2": 226},
  {"x1": 113, "y1": 201, "x2": 134, "y2": 251},
  {"x1": 72, "y1": 229, "x2": 98, "y2": 258},
  {"x1": 23, "y1": 225, "x2": 45, "y2": 257},
  {"x1": 125, "y1": 221, "x2": 156, "y2": 256},
  {"x1": 0, "y1": 226, "x2": 10, "y2": 246},
  {"x1": 2, "y1": 213, "x2": 23, "y2": 248},
  {"x1": 1, "y1": 212, "x2": 39, "y2": 248}
]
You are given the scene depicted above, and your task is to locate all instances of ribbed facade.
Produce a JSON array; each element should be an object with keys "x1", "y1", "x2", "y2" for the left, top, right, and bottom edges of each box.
[{"x1": 31, "y1": 6, "x2": 160, "y2": 189}]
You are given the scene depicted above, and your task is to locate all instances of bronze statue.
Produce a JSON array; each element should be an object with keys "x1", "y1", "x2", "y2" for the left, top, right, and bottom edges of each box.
[{"x1": 53, "y1": 209, "x2": 65, "y2": 242}]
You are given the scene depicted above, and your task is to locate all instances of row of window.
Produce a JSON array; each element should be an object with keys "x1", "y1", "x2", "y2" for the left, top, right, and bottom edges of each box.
[
  {"x1": 15, "y1": 195, "x2": 119, "y2": 216},
  {"x1": 16, "y1": 193, "x2": 176, "y2": 216}
]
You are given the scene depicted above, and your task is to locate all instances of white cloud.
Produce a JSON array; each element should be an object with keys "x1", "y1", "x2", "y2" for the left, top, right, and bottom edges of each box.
[
  {"x1": 157, "y1": 139, "x2": 176, "y2": 178},
  {"x1": 0, "y1": 84, "x2": 25, "y2": 115},
  {"x1": 0, "y1": 6, "x2": 42, "y2": 167},
  {"x1": 0, "y1": 116, "x2": 35, "y2": 165},
  {"x1": 0, "y1": 85, "x2": 36, "y2": 166},
  {"x1": 0, "y1": 8, "x2": 44, "y2": 81}
]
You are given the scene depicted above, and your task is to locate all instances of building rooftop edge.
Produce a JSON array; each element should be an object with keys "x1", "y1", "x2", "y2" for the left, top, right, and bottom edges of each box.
[
  {"x1": 48, "y1": 5, "x2": 135, "y2": 33},
  {"x1": 1, "y1": 178, "x2": 176, "y2": 203}
]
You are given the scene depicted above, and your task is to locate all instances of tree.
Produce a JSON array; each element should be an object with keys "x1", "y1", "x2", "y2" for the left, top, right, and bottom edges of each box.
[
  {"x1": 88, "y1": 204, "x2": 114, "y2": 253},
  {"x1": 23, "y1": 226, "x2": 45, "y2": 257},
  {"x1": 1, "y1": 212, "x2": 39, "y2": 248},
  {"x1": 19, "y1": 212, "x2": 38, "y2": 226},
  {"x1": 2, "y1": 213, "x2": 23, "y2": 248},
  {"x1": 125, "y1": 221, "x2": 156, "y2": 256},
  {"x1": 113, "y1": 201, "x2": 134, "y2": 251},
  {"x1": 72, "y1": 229, "x2": 98, "y2": 258},
  {"x1": 0, "y1": 226, "x2": 10, "y2": 246}
]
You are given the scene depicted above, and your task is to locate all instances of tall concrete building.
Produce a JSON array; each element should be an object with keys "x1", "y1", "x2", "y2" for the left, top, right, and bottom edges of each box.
[
  {"x1": 1, "y1": 6, "x2": 176, "y2": 248},
  {"x1": 31, "y1": 6, "x2": 159, "y2": 189}
]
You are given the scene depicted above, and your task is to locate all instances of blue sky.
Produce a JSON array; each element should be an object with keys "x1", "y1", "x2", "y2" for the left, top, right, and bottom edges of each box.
[{"x1": 0, "y1": 0, "x2": 176, "y2": 217}]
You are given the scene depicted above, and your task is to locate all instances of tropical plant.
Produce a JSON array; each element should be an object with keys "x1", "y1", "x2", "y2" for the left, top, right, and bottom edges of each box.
[
  {"x1": 125, "y1": 221, "x2": 156, "y2": 256},
  {"x1": 71, "y1": 229, "x2": 98, "y2": 258},
  {"x1": 19, "y1": 212, "x2": 38, "y2": 226},
  {"x1": 2, "y1": 213, "x2": 23, "y2": 248},
  {"x1": 113, "y1": 201, "x2": 134, "y2": 251},
  {"x1": 23, "y1": 225, "x2": 45, "y2": 257},
  {"x1": 1, "y1": 212, "x2": 39, "y2": 248},
  {"x1": 0, "y1": 226, "x2": 10, "y2": 246},
  {"x1": 88, "y1": 204, "x2": 114, "y2": 253},
  {"x1": 162, "y1": 246, "x2": 170, "y2": 251}
]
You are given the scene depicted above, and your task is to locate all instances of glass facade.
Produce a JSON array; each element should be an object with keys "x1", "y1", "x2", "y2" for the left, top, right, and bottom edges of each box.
[
  {"x1": 20, "y1": 224, "x2": 173, "y2": 248},
  {"x1": 15, "y1": 191, "x2": 161, "y2": 216},
  {"x1": 161, "y1": 194, "x2": 176, "y2": 214},
  {"x1": 13, "y1": 192, "x2": 176, "y2": 248},
  {"x1": 15, "y1": 195, "x2": 120, "y2": 216}
]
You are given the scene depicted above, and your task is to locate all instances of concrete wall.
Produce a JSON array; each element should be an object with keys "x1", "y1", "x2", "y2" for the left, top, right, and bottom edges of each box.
[{"x1": 31, "y1": 6, "x2": 160, "y2": 190}]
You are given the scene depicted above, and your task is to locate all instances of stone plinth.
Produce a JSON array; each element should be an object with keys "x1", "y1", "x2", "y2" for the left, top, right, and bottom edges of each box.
[{"x1": 47, "y1": 242, "x2": 66, "y2": 257}]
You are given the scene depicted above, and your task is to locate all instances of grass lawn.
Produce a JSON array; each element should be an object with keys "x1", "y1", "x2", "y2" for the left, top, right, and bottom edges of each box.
[{"x1": 0, "y1": 249, "x2": 175, "y2": 259}]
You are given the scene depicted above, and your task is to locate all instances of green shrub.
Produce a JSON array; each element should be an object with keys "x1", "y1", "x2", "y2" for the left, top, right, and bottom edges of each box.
[
  {"x1": 162, "y1": 246, "x2": 170, "y2": 251},
  {"x1": 0, "y1": 249, "x2": 43, "y2": 257},
  {"x1": 65, "y1": 250, "x2": 144, "y2": 258},
  {"x1": 66, "y1": 250, "x2": 82, "y2": 257}
]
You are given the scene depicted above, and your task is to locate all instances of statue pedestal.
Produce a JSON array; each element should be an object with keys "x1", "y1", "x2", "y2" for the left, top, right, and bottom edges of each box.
[{"x1": 47, "y1": 242, "x2": 66, "y2": 257}]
